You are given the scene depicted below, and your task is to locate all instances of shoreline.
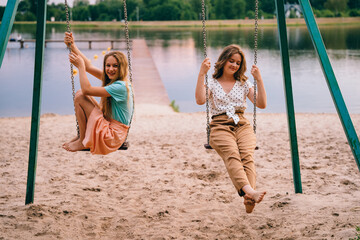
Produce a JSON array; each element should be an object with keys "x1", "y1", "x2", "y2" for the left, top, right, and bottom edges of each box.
[{"x1": 11, "y1": 17, "x2": 360, "y2": 28}]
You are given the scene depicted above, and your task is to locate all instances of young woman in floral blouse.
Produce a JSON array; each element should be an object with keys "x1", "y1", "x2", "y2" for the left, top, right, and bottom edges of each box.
[{"x1": 195, "y1": 44, "x2": 267, "y2": 213}]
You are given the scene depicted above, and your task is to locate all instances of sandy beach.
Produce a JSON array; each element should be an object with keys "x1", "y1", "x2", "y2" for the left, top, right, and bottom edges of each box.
[{"x1": 0, "y1": 103, "x2": 359, "y2": 239}]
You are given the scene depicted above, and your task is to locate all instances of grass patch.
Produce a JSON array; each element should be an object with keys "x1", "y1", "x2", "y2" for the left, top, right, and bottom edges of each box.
[
  {"x1": 350, "y1": 226, "x2": 360, "y2": 240},
  {"x1": 170, "y1": 100, "x2": 180, "y2": 112}
]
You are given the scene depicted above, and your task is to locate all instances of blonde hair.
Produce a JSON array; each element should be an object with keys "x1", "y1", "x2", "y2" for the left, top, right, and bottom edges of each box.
[
  {"x1": 101, "y1": 51, "x2": 130, "y2": 120},
  {"x1": 212, "y1": 44, "x2": 248, "y2": 84}
]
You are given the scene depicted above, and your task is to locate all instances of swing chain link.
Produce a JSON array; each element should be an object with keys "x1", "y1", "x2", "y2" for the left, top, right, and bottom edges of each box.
[
  {"x1": 201, "y1": 0, "x2": 210, "y2": 146},
  {"x1": 123, "y1": 0, "x2": 132, "y2": 84},
  {"x1": 253, "y1": 0, "x2": 259, "y2": 134},
  {"x1": 64, "y1": 0, "x2": 80, "y2": 136},
  {"x1": 123, "y1": 0, "x2": 135, "y2": 143}
]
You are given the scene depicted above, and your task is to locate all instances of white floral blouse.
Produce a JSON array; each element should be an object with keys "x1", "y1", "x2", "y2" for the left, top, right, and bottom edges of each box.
[{"x1": 208, "y1": 78, "x2": 253, "y2": 124}]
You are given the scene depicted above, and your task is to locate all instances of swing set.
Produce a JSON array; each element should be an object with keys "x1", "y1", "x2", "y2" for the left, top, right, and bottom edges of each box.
[{"x1": 0, "y1": 0, "x2": 359, "y2": 205}]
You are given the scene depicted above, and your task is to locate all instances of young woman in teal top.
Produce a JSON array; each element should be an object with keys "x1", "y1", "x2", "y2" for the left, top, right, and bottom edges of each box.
[{"x1": 63, "y1": 32, "x2": 133, "y2": 155}]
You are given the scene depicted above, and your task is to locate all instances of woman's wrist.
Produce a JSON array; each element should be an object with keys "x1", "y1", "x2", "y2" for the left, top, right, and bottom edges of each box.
[{"x1": 199, "y1": 72, "x2": 207, "y2": 77}]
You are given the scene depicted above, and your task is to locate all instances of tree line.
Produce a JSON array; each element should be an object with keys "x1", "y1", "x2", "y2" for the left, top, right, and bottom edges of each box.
[{"x1": 0, "y1": 0, "x2": 359, "y2": 22}]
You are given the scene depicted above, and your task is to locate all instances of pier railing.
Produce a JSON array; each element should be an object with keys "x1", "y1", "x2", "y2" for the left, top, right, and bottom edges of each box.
[{"x1": 12, "y1": 39, "x2": 131, "y2": 49}]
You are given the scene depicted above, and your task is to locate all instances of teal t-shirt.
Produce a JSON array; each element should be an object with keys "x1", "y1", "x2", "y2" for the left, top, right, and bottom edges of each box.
[{"x1": 104, "y1": 81, "x2": 133, "y2": 125}]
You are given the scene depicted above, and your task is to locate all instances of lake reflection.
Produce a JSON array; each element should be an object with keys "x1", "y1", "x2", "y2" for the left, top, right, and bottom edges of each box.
[{"x1": 0, "y1": 24, "x2": 359, "y2": 117}]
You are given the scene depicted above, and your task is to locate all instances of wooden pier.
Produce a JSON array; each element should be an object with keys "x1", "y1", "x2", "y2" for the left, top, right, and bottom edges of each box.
[
  {"x1": 12, "y1": 39, "x2": 130, "y2": 49},
  {"x1": 10, "y1": 38, "x2": 169, "y2": 105},
  {"x1": 131, "y1": 39, "x2": 169, "y2": 105}
]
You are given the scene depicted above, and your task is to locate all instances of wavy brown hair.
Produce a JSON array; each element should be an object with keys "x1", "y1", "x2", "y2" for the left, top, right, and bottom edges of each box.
[
  {"x1": 212, "y1": 44, "x2": 248, "y2": 84},
  {"x1": 101, "y1": 51, "x2": 129, "y2": 120}
]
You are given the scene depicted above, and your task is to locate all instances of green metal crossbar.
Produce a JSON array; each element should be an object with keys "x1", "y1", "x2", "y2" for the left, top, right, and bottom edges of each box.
[
  {"x1": 0, "y1": 0, "x2": 20, "y2": 68},
  {"x1": 274, "y1": 0, "x2": 302, "y2": 193},
  {"x1": 25, "y1": 0, "x2": 47, "y2": 205},
  {"x1": 299, "y1": 0, "x2": 360, "y2": 171}
]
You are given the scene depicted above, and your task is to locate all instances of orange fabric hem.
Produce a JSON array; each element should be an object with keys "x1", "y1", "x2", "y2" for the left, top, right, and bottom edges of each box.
[{"x1": 83, "y1": 107, "x2": 129, "y2": 155}]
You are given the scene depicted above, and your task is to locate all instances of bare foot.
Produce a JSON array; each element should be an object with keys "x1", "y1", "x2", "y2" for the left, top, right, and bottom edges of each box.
[
  {"x1": 244, "y1": 198, "x2": 255, "y2": 214},
  {"x1": 245, "y1": 191, "x2": 266, "y2": 203},
  {"x1": 62, "y1": 139, "x2": 86, "y2": 152},
  {"x1": 62, "y1": 136, "x2": 79, "y2": 148}
]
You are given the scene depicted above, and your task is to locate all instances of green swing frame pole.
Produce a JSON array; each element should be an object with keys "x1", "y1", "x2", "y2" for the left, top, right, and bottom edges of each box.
[
  {"x1": 299, "y1": 0, "x2": 360, "y2": 171},
  {"x1": 25, "y1": 0, "x2": 47, "y2": 205},
  {"x1": 275, "y1": 0, "x2": 302, "y2": 193},
  {"x1": 0, "y1": 0, "x2": 20, "y2": 68}
]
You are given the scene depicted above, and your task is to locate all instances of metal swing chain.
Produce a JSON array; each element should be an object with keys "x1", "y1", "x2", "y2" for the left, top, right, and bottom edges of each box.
[
  {"x1": 123, "y1": 0, "x2": 133, "y2": 85},
  {"x1": 123, "y1": 0, "x2": 135, "y2": 141},
  {"x1": 253, "y1": 0, "x2": 259, "y2": 134},
  {"x1": 64, "y1": 0, "x2": 80, "y2": 136},
  {"x1": 201, "y1": 0, "x2": 210, "y2": 146}
]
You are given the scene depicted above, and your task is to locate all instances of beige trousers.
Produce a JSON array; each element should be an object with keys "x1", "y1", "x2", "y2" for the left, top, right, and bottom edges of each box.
[{"x1": 209, "y1": 113, "x2": 257, "y2": 195}]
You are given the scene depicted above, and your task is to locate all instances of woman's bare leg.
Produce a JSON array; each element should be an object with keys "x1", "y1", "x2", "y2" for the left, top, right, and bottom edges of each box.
[
  {"x1": 62, "y1": 96, "x2": 99, "y2": 145},
  {"x1": 63, "y1": 90, "x2": 96, "y2": 152}
]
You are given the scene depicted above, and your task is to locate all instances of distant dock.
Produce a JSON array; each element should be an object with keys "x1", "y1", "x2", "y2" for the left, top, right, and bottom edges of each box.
[
  {"x1": 8, "y1": 38, "x2": 169, "y2": 105},
  {"x1": 11, "y1": 39, "x2": 131, "y2": 49},
  {"x1": 131, "y1": 39, "x2": 169, "y2": 105}
]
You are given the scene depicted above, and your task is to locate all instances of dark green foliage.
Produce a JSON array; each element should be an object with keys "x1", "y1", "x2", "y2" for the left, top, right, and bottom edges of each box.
[
  {"x1": 213, "y1": 0, "x2": 246, "y2": 19},
  {"x1": 16, "y1": 11, "x2": 36, "y2": 21},
  {"x1": 310, "y1": 0, "x2": 327, "y2": 10},
  {"x1": 5, "y1": 0, "x2": 360, "y2": 22},
  {"x1": 0, "y1": 6, "x2": 5, "y2": 20},
  {"x1": 324, "y1": 0, "x2": 349, "y2": 14},
  {"x1": 46, "y1": 3, "x2": 66, "y2": 21},
  {"x1": 349, "y1": 9, "x2": 360, "y2": 17},
  {"x1": 348, "y1": 0, "x2": 360, "y2": 9}
]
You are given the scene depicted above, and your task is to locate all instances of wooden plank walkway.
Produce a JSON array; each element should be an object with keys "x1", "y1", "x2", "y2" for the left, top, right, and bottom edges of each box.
[{"x1": 131, "y1": 39, "x2": 169, "y2": 105}]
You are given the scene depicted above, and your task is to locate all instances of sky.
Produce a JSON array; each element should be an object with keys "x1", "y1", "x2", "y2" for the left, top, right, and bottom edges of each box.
[{"x1": 0, "y1": 0, "x2": 97, "y2": 7}]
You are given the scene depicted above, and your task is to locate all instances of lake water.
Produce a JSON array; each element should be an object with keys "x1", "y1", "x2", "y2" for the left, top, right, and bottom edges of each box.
[{"x1": 0, "y1": 24, "x2": 359, "y2": 117}]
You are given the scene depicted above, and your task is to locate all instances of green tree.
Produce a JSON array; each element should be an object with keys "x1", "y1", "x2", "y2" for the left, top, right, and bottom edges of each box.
[
  {"x1": 245, "y1": 0, "x2": 255, "y2": 13},
  {"x1": 47, "y1": 3, "x2": 66, "y2": 21},
  {"x1": 29, "y1": 0, "x2": 38, "y2": 16},
  {"x1": 18, "y1": 0, "x2": 31, "y2": 12},
  {"x1": 324, "y1": 0, "x2": 348, "y2": 13},
  {"x1": 310, "y1": 0, "x2": 327, "y2": 9},
  {"x1": 73, "y1": 0, "x2": 90, "y2": 7},
  {"x1": 348, "y1": 0, "x2": 360, "y2": 9},
  {"x1": 227, "y1": 0, "x2": 246, "y2": 19},
  {"x1": 260, "y1": 0, "x2": 275, "y2": 14},
  {"x1": 214, "y1": 0, "x2": 246, "y2": 19},
  {"x1": 214, "y1": 0, "x2": 225, "y2": 19},
  {"x1": 150, "y1": 2, "x2": 180, "y2": 20},
  {"x1": 179, "y1": 1, "x2": 197, "y2": 20},
  {"x1": 72, "y1": 5, "x2": 90, "y2": 20},
  {"x1": 16, "y1": 11, "x2": 36, "y2": 21}
]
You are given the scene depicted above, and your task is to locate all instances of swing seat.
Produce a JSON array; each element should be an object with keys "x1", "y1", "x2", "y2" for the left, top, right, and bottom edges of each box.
[
  {"x1": 81, "y1": 141, "x2": 129, "y2": 151},
  {"x1": 204, "y1": 144, "x2": 213, "y2": 149}
]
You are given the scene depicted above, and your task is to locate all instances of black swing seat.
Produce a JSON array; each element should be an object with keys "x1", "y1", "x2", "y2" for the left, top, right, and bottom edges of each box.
[
  {"x1": 81, "y1": 141, "x2": 129, "y2": 151},
  {"x1": 204, "y1": 144, "x2": 213, "y2": 149}
]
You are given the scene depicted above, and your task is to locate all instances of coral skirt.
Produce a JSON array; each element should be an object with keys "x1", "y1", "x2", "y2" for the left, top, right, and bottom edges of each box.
[{"x1": 83, "y1": 107, "x2": 129, "y2": 155}]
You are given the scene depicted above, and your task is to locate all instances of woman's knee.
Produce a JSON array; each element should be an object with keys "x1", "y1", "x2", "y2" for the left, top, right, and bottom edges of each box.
[{"x1": 74, "y1": 90, "x2": 87, "y2": 104}]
